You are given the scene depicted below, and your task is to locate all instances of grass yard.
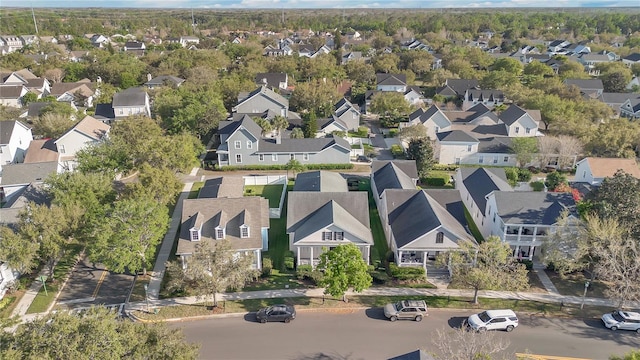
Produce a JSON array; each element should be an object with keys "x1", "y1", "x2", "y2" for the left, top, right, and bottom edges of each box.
[
  {"x1": 463, "y1": 207, "x2": 484, "y2": 243},
  {"x1": 132, "y1": 294, "x2": 615, "y2": 322},
  {"x1": 360, "y1": 178, "x2": 389, "y2": 266},
  {"x1": 545, "y1": 270, "x2": 609, "y2": 299},
  {"x1": 242, "y1": 270, "x2": 308, "y2": 292},
  {"x1": 26, "y1": 243, "x2": 83, "y2": 314},
  {"x1": 187, "y1": 181, "x2": 204, "y2": 199},
  {"x1": 265, "y1": 182, "x2": 293, "y2": 271},
  {"x1": 0, "y1": 292, "x2": 22, "y2": 319},
  {"x1": 244, "y1": 185, "x2": 284, "y2": 208},
  {"x1": 130, "y1": 274, "x2": 151, "y2": 302}
]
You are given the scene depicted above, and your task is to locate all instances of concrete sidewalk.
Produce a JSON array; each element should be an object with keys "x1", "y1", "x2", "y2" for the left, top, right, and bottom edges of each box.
[
  {"x1": 125, "y1": 286, "x2": 640, "y2": 313},
  {"x1": 10, "y1": 278, "x2": 43, "y2": 318}
]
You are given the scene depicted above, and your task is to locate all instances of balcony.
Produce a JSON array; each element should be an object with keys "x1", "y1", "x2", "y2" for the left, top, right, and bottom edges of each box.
[{"x1": 504, "y1": 234, "x2": 547, "y2": 245}]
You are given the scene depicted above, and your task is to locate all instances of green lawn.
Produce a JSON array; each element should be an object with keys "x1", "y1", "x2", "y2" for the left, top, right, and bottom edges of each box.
[
  {"x1": 188, "y1": 181, "x2": 204, "y2": 199},
  {"x1": 132, "y1": 294, "x2": 615, "y2": 322},
  {"x1": 26, "y1": 243, "x2": 83, "y2": 314},
  {"x1": 242, "y1": 270, "x2": 307, "y2": 292},
  {"x1": 463, "y1": 206, "x2": 484, "y2": 243},
  {"x1": 265, "y1": 182, "x2": 293, "y2": 271},
  {"x1": 244, "y1": 185, "x2": 284, "y2": 208},
  {"x1": 359, "y1": 178, "x2": 389, "y2": 265},
  {"x1": 545, "y1": 270, "x2": 609, "y2": 299},
  {"x1": 0, "y1": 293, "x2": 21, "y2": 319}
]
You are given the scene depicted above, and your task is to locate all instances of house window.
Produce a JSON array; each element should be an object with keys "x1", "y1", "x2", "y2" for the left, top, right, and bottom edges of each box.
[
  {"x1": 272, "y1": 154, "x2": 278, "y2": 161},
  {"x1": 240, "y1": 226, "x2": 250, "y2": 238},
  {"x1": 467, "y1": 145, "x2": 472, "y2": 152},
  {"x1": 334, "y1": 232, "x2": 344, "y2": 240},
  {"x1": 435, "y1": 126, "x2": 439, "y2": 133},
  {"x1": 247, "y1": 141, "x2": 252, "y2": 149},
  {"x1": 583, "y1": 171, "x2": 586, "y2": 178},
  {"x1": 515, "y1": 127, "x2": 520, "y2": 134},
  {"x1": 322, "y1": 232, "x2": 333, "y2": 240},
  {"x1": 493, "y1": 213, "x2": 496, "y2": 223},
  {"x1": 493, "y1": 156, "x2": 498, "y2": 164},
  {"x1": 455, "y1": 158, "x2": 461, "y2": 165},
  {"x1": 215, "y1": 228, "x2": 224, "y2": 239},
  {"x1": 119, "y1": 109, "x2": 123, "y2": 115},
  {"x1": 290, "y1": 154, "x2": 295, "y2": 160},
  {"x1": 503, "y1": 156, "x2": 509, "y2": 162},
  {"x1": 234, "y1": 140, "x2": 241, "y2": 149},
  {"x1": 259, "y1": 154, "x2": 264, "y2": 162},
  {"x1": 478, "y1": 156, "x2": 484, "y2": 164},
  {"x1": 525, "y1": 128, "x2": 531, "y2": 134},
  {"x1": 236, "y1": 154, "x2": 242, "y2": 163},
  {"x1": 303, "y1": 153, "x2": 309, "y2": 161},
  {"x1": 436, "y1": 232, "x2": 444, "y2": 244},
  {"x1": 58, "y1": 144, "x2": 66, "y2": 154},
  {"x1": 190, "y1": 229, "x2": 200, "y2": 241}
]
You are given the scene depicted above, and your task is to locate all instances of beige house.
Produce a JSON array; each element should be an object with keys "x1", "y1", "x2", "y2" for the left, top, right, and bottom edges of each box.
[
  {"x1": 54, "y1": 116, "x2": 110, "y2": 171},
  {"x1": 574, "y1": 157, "x2": 640, "y2": 185}
]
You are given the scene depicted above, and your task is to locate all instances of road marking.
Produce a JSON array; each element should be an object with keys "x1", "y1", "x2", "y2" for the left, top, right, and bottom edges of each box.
[
  {"x1": 516, "y1": 354, "x2": 592, "y2": 360},
  {"x1": 92, "y1": 270, "x2": 108, "y2": 298}
]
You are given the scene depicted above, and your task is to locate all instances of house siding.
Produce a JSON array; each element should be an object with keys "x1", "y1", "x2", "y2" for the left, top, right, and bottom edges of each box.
[
  {"x1": 574, "y1": 160, "x2": 596, "y2": 184},
  {"x1": 234, "y1": 94, "x2": 287, "y2": 117}
]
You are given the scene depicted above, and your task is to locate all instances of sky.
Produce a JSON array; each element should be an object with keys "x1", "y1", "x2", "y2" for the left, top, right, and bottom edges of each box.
[{"x1": 2, "y1": 0, "x2": 639, "y2": 8}]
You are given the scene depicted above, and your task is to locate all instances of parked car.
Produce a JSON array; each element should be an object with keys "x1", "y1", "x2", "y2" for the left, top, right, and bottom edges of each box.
[
  {"x1": 466, "y1": 309, "x2": 519, "y2": 332},
  {"x1": 356, "y1": 155, "x2": 371, "y2": 163},
  {"x1": 601, "y1": 310, "x2": 640, "y2": 333},
  {"x1": 256, "y1": 304, "x2": 296, "y2": 323},
  {"x1": 383, "y1": 300, "x2": 428, "y2": 322}
]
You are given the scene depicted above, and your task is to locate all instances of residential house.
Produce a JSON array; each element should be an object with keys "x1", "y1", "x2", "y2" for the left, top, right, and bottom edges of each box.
[
  {"x1": 578, "y1": 53, "x2": 612, "y2": 75},
  {"x1": 564, "y1": 78, "x2": 604, "y2": 97},
  {"x1": 0, "y1": 120, "x2": 33, "y2": 172},
  {"x1": 484, "y1": 191, "x2": 576, "y2": 259},
  {"x1": 383, "y1": 189, "x2": 475, "y2": 269},
  {"x1": 370, "y1": 160, "x2": 419, "y2": 218},
  {"x1": 196, "y1": 177, "x2": 245, "y2": 199},
  {"x1": 1, "y1": 69, "x2": 50, "y2": 98},
  {"x1": 404, "y1": 86, "x2": 424, "y2": 107},
  {"x1": 287, "y1": 174, "x2": 372, "y2": 267},
  {"x1": 232, "y1": 86, "x2": 289, "y2": 118},
  {"x1": 622, "y1": 53, "x2": 640, "y2": 67},
  {"x1": 454, "y1": 167, "x2": 513, "y2": 236},
  {"x1": 123, "y1": 41, "x2": 146, "y2": 52},
  {"x1": 595, "y1": 93, "x2": 640, "y2": 117},
  {"x1": 23, "y1": 138, "x2": 59, "y2": 165},
  {"x1": 0, "y1": 85, "x2": 28, "y2": 107},
  {"x1": 254, "y1": 73, "x2": 288, "y2": 91},
  {"x1": 333, "y1": 98, "x2": 361, "y2": 131},
  {"x1": 341, "y1": 51, "x2": 364, "y2": 64},
  {"x1": 49, "y1": 81, "x2": 97, "y2": 107},
  {"x1": 55, "y1": 116, "x2": 110, "y2": 171},
  {"x1": 620, "y1": 97, "x2": 640, "y2": 119},
  {"x1": 216, "y1": 115, "x2": 350, "y2": 167},
  {"x1": 95, "y1": 87, "x2": 150, "y2": 122},
  {"x1": 376, "y1": 73, "x2": 407, "y2": 92},
  {"x1": 435, "y1": 79, "x2": 479, "y2": 100},
  {"x1": 89, "y1": 34, "x2": 109, "y2": 47},
  {"x1": 0, "y1": 35, "x2": 24, "y2": 52},
  {"x1": 547, "y1": 40, "x2": 571, "y2": 54},
  {"x1": 400, "y1": 105, "x2": 452, "y2": 140},
  {"x1": 177, "y1": 196, "x2": 269, "y2": 270},
  {"x1": 345, "y1": 30, "x2": 361, "y2": 41},
  {"x1": 627, "y1": 76, "x2": 640, "y2": 91},
  {"x1": 263, "y1": 43, "x2": 293, "y2": 57},
  {"x1": 144, "y1": 75, "x2": 185, "y2": 89},
  {"x1": 462, "y1": 89, "x2": 505, "y2": 110},
  {"x1": 401, "y1": 39, "x2": 433, "y2": 52},
  {"x1": 574, "y1": 157, "x2": 640, "y2": 186}
]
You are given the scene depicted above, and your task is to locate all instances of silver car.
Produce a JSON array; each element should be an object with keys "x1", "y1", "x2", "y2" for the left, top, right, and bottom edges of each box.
[
  {"x1": 602, "y1": 310, "x2": 640, "y2": 333},
  {"x1": 383, "y1": 300, "x2": 428, "y2": 322},
  {"x1": 467, "y1": 309, "x2": 519, "y2": 332}
]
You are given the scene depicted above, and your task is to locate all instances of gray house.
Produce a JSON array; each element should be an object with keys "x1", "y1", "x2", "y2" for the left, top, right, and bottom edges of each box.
[
  {"x1": 333, "y1": 98, "x2": 361, "y2": 131},
  {"x1": 232, "y1": 86, "x2": 289, "y2": 118},
  {"x1": 370, "y1": 160, "x2": 419, "y2": 218},
  {"x1": 216, "y1": 115, "x2": 350, "y2": 167}
]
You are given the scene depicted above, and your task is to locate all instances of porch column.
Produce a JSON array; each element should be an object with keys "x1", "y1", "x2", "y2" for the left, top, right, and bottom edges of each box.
[
  {"x1": 515, "y1": 245, "x2": 520, "y2": 259},
  {"x1": 309, "y1": 246, "x2": 314, "y2": 269},
  {"x1": 296, "y1": 247, "x2": 300, "y2": 267},
  {"x1": 181, "y1": 255, "x2": 186, "y2": 269},
  {"x1": 517, "y1": 226, "x2": 523, "y2": 242},
  {"x1": 529, "y1": 246, "x2": 535, "y2": 260},
  {"x1": 398, "y1": 250, "x2": 403, "y2": 265},
  {"x1": 364, "y1": 246, "x2": 370, "y2": 265},
  {"x1": 256, "y1": 249, "x2": 261, "y2": 269},
  {"x1": 422, "y1": 252, "x2": 427, "y2": 269},
  {"x1": 533, "y1": 226, "x2": 538, "y2": 243}
]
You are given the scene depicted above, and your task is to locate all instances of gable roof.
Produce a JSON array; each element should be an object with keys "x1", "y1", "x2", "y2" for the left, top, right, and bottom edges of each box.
[
  {"x1": 93, "y1": 103, "x2": 115, "y2": 120},
  {"x1": 623, "y1": 53, "x2": 640, "y2": 62},
  {"x1": 218, "y1": 115, "x2": 263, "y2": 141},
  {"x1": 498, "y1": 104, "x2": 528, "y2": 126},
  {"x1": 493, "y1": 191, "x2": 575, "y2": 225},
  {"x1": 0, "y1": 120, "x2": 18, "y2": 144},
  {"x1": 235, "y1": 85, "x2": 288, "y2": 110},
  {"x1": 459, "y1": 167, "x2": 512, "y2": 213},
  {"x1": 372, "y1": 160, "x2": 418, "y2": 197},
  {"x1": 0, "y1": 183, "x2": 49, "y2": 228},
  {"x1": 257, "y1": 135, "x2": 350, "y2": 153},
  {"x1": 424, "y1": 189, "x2": 468, "y2": 229},
  {"x1": 287, "y1": 192, "x2": 371, "y2": 243},
  {"x1": 67, "y1": 115, "x2": 110, "y2": 141},
  {"x1": 386, "y1": 190, "x2": 473, "y2": 248},
  {"x1": 293, "y1": 171, "x2": 348, "y2": 192},
  {"x1": 144, "y1": 75, "x2": 185, "y2": 87},
  {"x1": 376, "y1": 73, "x2": 407, "y2": 86},
  {"x1": 580, "y1": 157, "x2": 640, "y2": 179},
  {"x1": 50, "y1": 82, "x2": 95, "y2": 97},
  {"x1": 564, "y1": 78, "x2": 604, "y2": 91},
  {"x1": 444, "y1": 79, "x2": 479, "y2": 95},
  {"x1": 197, "y1": 177, "x2": 245, "y2": 198},
  {"x1": 436, "y1": 130, "x2": 478, "y2": 143},
  {"x1": 0, "y1": 84, "x2": 26, "y2": 99},
  {"x1": 0, "y1": 161, "x2": 58, "y2": 185},
  {"x1": 112, "y1": 87, "x2": 147, "y2": 107},
  {"x1": 23, "y1": 138, "x2": 58, "y2": 163},
  {"x1": 254, "y1": 73, "x2": 287, "y2": 89}
]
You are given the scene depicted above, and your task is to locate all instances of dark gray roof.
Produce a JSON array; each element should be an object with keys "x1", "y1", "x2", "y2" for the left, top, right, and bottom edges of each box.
[
  {"x1": 445, "y1": 79, "x2": 479, "y2": 95},
  {"x1": 287, "y1": 192, "x2": 371, "y2": 244},
  {"x1": 372, "y1": 161, "x2": 417, "y2": 197},
  {"x1": 388, "y1": 350, "x2": 436, "y2": 360},
  {"x1": 436, "y1": 130, "x2": 478, "y2": 143},
  {"x1": 198, "y1": 177, "x2": 244, "y2": 198},
  {"x1": 27, "y1": 102, "x2": 50, "y2": 117},
  {"x1": 386, "y1": 190, "x2": 472, "y2": 248},
  {"x1": 477, "y1": 136, "x2": 512, "y2": 153},
  {"x1": 93, "y1": 103, "x2": 115, "y2": 120},
  {"x1": 424, "y1": 189, "x2": 468, "y2": 229},
  {"x1": 112, "y1": 87, "x2": 147, "y2": 107},
  {"x1": 0, "y1": 183, "x2": 50, "y2": 228},
  {"x1": 623, "y1": 53, "x2": 640, "y2": 62},
  {"x1": 144, "y1": 75, "x2": 185, "y2": 87},
  {"x1": 493, "y1": 191, "x2": 575, "y2": 225},
  {"x1": 459, "y1": 167, "x2": 512, "y2": 213},
  {"x1": 254, "y1": 73, "x2": 287, "y2": 89},
  {"x1": 257, "y1": 135, "x2": 350, "y2": 153},
  {"x1": 0, "y1": 120, "x2": 17, "y2": 144},
  {"x1": 598, "y1": 93, "x2": 639, "y2": 105},
  {"x1": 466, "y1": 89, "x2": 504, "y2": 102},
  {"x1": 236, "y1": 85, "x2": 288, "y2": 109},
  {"x1": 498, "y1": 104, "x2": 527, "y2": 126},
  {"x1": 293, "y1": 171, "x2": 348, "y2": 192},
  {"x1": 219, "y1": 115, "x2": 262, "y2": 140},
  {"x1": 376, "y1": 73, "x2": 406, "y2": 86},
  {"x1": 564, "y1": 79, "x2": 604, "y2": 91},
  {"x1": 1, "y1": 161, "x2": 58, "y2": 185},
  {"x1": 468, "y1": 124, "x2": 508, "y2": 137},
  {"x1": 435, "y1": 85, "x2": 457, "y2": 97}
]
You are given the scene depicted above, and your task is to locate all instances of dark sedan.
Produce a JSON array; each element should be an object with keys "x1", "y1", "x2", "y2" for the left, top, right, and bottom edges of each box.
[{"x1": 255, "y1": 304, "x2": 296, "y2": 323}]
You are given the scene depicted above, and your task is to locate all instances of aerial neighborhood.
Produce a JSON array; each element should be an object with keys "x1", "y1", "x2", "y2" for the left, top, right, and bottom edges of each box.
[{"x1": 0, "y1": 7, "x2": 640, "y2": 360}]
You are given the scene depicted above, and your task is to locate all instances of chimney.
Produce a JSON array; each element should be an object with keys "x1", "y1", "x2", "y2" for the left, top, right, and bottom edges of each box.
[{"x1": 275, "y1": 134, "x2": 282, "y2": 144}]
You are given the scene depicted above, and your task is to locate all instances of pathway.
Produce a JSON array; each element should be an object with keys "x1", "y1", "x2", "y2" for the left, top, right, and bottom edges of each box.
[
  {"x1": 10, "y1": 276, "x2": 44, "y2": 317},
  {"x1": 533, "y1": 261, "x2": 560, "y2": 295}
]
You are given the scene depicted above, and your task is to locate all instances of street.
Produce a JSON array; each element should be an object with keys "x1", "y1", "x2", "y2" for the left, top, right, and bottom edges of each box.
[{"x1": 173, "y1": 308, "x2": 640, "y2": 360}]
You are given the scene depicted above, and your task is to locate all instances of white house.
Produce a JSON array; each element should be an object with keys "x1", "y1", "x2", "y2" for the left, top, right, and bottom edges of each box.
[
  {"x1": 574, "y1": 157, "x2": 640, "y2": 186},
  {"x1": 55, "y1": 116, "x2": 110, "y2": 172},
  {"x1": 0, "y1": 120, "x2": 33, "y2": 172}
]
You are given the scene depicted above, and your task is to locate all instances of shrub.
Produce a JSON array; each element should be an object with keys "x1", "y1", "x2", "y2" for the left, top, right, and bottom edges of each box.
[
  {"x1": 284, "y1": 256, "x2": 295, "y2": 271},
  {"x1": 518, "y1": 259, "x2": 534, "y2": 271},
  {"x1": 0, "y1": 296, "x2": 14, "y2": 311},
  {"x1": 389, "y1": 263, "x2": 426, "y2": 281},
  {"x1": 370, "y1": 270, "x2": 390, "y2": 284},
  {"x1": 390, "y1": 144, "x2": 404, "y2": 156},
  {"x1": 504, "y1": 167, "x2": 518, "y2": 186},
  {"x1": 389, "y1": 129, "x2": 398, "y2": 137},
  {"x1": 423, "y1": 171, "x2": 450, "y2": 186},
  {"x1": 261, "y1": 258, "x2": 273, "y2": 277},
  {"x1": 530, "y1": 180, "x2": 545, "y2": 191},
  {"x1": 517, "y1": 168, "x2": 532, "y2": 182},
  {"x1": 432, "y1": 164, "x2": 459, "y2": 171},
  {"x1": 545, "y1": 171, "x2": 567, "y2": 190},
  {"x1": 296, "y1": 265, "x2": 324, "y2": 285}
]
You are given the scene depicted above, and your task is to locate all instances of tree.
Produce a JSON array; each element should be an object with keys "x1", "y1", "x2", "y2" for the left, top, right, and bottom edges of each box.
[
  {"x1": 39, "y1": 102, "x2": 76, "y2": 118},
  {"x1": 289, "y1": 79, "x2": 341, "y2": 116},
  {"x1": 31, "y1": 113, "x2": 77, "y2": 139},
  {"x1": 545, "y1": 171, "x2": 568, "y2": 191},
  {"x1": 89, "y1": 196, "x2": 169, "y2": 275},
  {"x1": 590, "y1": 170, "x2": 640, "y2": 229},
  {"x1": 317, "y1": 244, "x2": 372, "y2": 302},
  {"x1": 123, "y1": 164, "x2": 183, "y2": 207},
  {"x1": 396, "y1": 124, "x2": 427, "y2": 143},
  {"x1": 21, "y1": 92, "x2": 38, "y2": 106},
  {"x1": 490, "y1": 57, "x2": 523, "y2": 75},
  {"x1": 0, "y1": 306, "x2": 199, "y2": 359},
  {"x1": 369, "y1": 92, "x2": 411, "y2": 118},
  {"x1": 290, "y1": 127, "x2": 304, "y2": 139},
  {"x1": 303, "y1": 111, "x2": 318, "y2": 138},
  {"x1": 285, "y1": 159, "x2": 306, "y2": 179},
  {"x1": 254, "y1": 117, "x2": 272, "y2": 136},
  {"x1": 0, "y1": 226, "x2": 38, "y2": 275},
  {"x1": 271, "y1": 115, "x2": 289, "y2": 136},
  {"x1": 431, "y1": 327, "x2": 512, "y2": 360},
  {"x1": 610, "y1": 350, "x2": 640, "y2": 360},
  {"x1": 510, "y1": 137, "x2": 538, "y2": 167},
  {"x1": 406, "y1": 138, "x2": 434, "y2": 178},
  {"x1": 443, "y1": 236, "x2": 529, "y2": 304},
  {"x1": 165, "y1": 240, "x2": 257, "y2": 307},
  {"x1": 524, "y1": 60, "x2": 554, "y2": 77}
]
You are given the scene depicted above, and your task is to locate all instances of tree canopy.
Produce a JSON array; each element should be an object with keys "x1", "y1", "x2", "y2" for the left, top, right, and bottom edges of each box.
[{"x1": 317, "y1": 244, "x2": 372, "y2": 302}]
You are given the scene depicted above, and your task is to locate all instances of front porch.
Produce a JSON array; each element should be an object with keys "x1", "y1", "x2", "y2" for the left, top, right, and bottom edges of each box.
[
  {"x1": 295, "y1": 245, "x2": 370, "y2": 268},
  {"x1": 502, "y1": 224, "x2": 549, "y2": 260}
]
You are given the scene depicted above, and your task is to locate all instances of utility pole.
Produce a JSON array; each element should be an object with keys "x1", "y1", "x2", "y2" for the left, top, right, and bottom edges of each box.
[{"x1": 32, "y1": 7, "x2": 39, "y2": 35}]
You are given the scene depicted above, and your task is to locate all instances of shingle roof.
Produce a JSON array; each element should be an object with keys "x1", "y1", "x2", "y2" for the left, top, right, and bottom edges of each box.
[
  {"x1": 23, "y1": 139, "x2": 58, "y2": 163},
  {"x1": 0, "y1": 120, "x2": 17, "y2": 144},
  {"x1": 581, "y1": 157, "x2": 640, "y2": 178},
  {"x1": 372, "y1": 161, "x2": 417, "y2": 197},
  {"x1": 0, "y1": 183, "x2": 49, "y2": 228},
  {"x1": 68, "y1": 115, "x2": 110, "y2": 141},
  {"x1": 623, "y1": 53, "x2": 640, "y2": 62},
  {"x1": 254, "y1": 73, "x2": 287, "y2": 89},
  {"x1": 376, "y1": 73, "x2": 407, "y2": 86},
  {"x1": 93, "y1": 103, "x2": 115, "y2": 120},
  {"x1": 26, "y1": 102, "x2": 51, "y2": 117},
  {"x1": 436, "y1": 130, "x2": 478, "y2": 143},
  {"x1": 144, "y1": 75, "x2": 185, "y2": 87},
  {"x1": 0, "y1": 85, "x2": 25, "y2": 99},
  {"x1": 0, "y1": 161, "x2": 58, "y2": 185},
  {"x1": 423, "y1": 189, "x2": 468, "y2": 229},
  {"x1": 564, "y1": 78, "x2": 604, "y2": 90},
  {"x1": 477, "y1": 136, "x2": 513, "y2": 153},
  {"x1": 493, "y1": 191, "x2": 575, "y2": 225},
  {"x1": 197, "y1": 177, "x2": 245, "y2": 198},
  {"x1": 112, "y1": 87, "x2": 147, "y2": 107},
  {"x1": 218, "y1": 115, "x2": 263, "y2": 140},
  {"x1": 498, "y1": 104, "x2": 527, "y2": 126},
  {"x1": 444, "y1": 79, "x2": 479, "y2": 95},
  {"x1": 236, "y1": 85, "x2": 288, "y2": 109},
  {"x1": 459, "y1": 167, "x2": 512, "y2": 213},
  {"x1": 50, "y1": 82, "x2": 95, "y2": 97},
  {"x1": 293, "y1": 171, "x2": 348, "y2": 192},
  {"x1": 257, "y1": 135, "x2": 350, "y2": 153}
]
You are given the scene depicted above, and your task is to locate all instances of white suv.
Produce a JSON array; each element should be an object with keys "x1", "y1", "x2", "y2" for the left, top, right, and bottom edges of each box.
[
  {"x1": 467, "y1": 309, "x2": 519, "y2": 332},
  {"x1": 602, "y1": 310, "x2": 640, "y2": 333}
]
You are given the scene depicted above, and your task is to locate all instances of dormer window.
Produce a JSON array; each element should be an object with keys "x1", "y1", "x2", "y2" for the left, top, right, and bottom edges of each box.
[
  {"x1": 215, "y1": 227, "x2": 225, "y2": 239},
  {"x1": 525, "y1": 128, "x2": 531, "y2": 134},
  {"x1": 190, "y1": 227, "x2": 200, "y2": 241},
  {"x1": 240, "y1": 225, "x2": 250, "y2": 238}
]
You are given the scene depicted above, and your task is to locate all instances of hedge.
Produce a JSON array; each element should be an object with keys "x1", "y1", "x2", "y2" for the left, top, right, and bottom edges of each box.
[
  {"x1": 215, "y1": 163, "x2": 354, "y2": 171},
  {"x1": 431, "y1": 164, "x2": 459, "y2": 171},
  {"x1": 423, "y1": 171, "x2": 450, "y2": 186},
  {"x1": 390, "y1": 144, "x2": 404, "y2": 156},
  {"x1": 296, "y1": 265, "x2": 324, "y2": 285},
  {"x1": 389, "y1": 263, "x2": 426, "y2": 281},
  {"x1": 530, "y1": 180, "x2": 545, "y2": 191}
]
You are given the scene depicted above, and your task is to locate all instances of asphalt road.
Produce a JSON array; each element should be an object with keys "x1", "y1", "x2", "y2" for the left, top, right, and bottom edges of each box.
[{"x1": 173, "y1": 308, "x2": 640, "y2": 360}]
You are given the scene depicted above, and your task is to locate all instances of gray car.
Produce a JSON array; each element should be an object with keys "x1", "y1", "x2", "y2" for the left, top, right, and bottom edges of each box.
[{"x1": 383, "y1": 300, "x2": 428, "y2": 322}]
